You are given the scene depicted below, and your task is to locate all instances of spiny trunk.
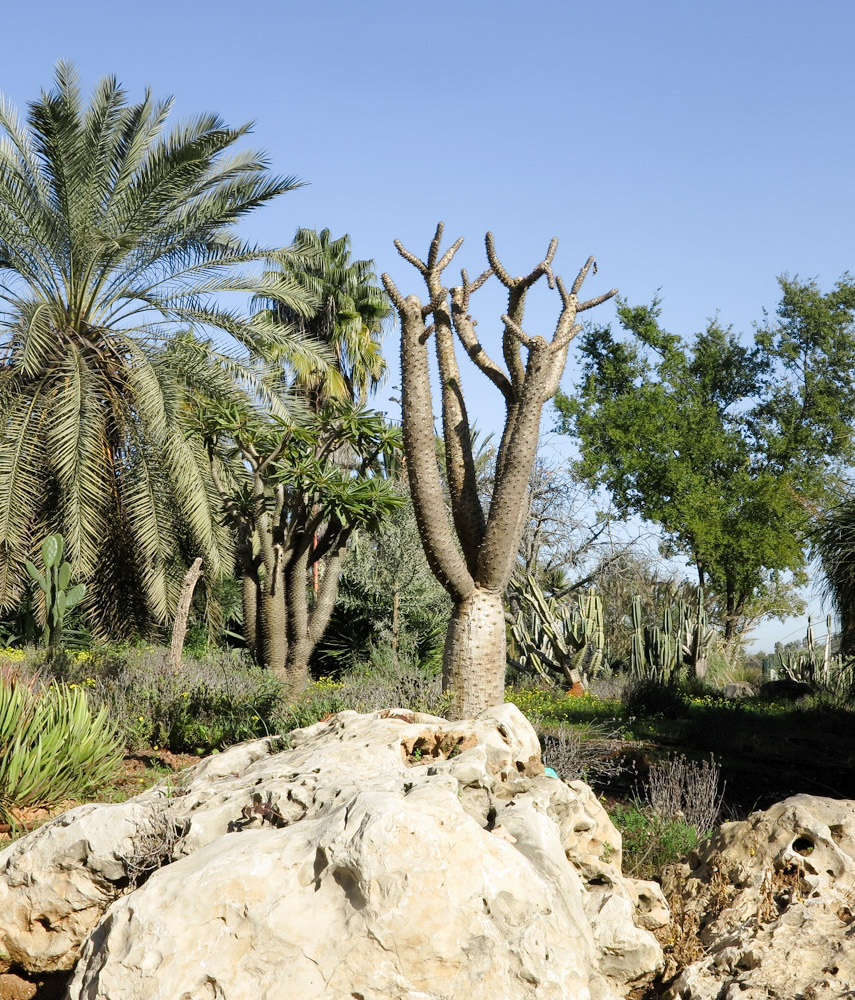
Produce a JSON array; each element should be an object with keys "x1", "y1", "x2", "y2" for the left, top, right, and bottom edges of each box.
[
  {"x1": 241, "y1": 572, "x2": 258, "y2": 659},
  {"x1": 260, "y1": 570, "x2": 288, "y2": 682},
  {"x1": 443, "y1": 588, "x2": 506, "y2": 719}
]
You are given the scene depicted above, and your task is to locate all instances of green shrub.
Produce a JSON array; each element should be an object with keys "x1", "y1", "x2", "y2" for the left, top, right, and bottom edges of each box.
[
  {"x1": 277, "y1": 656, "x2": 453, "y2": 733},
  {"x1": 45, "y1": 647, "x2": 283, "y2": 754},
  {"x1": 609, "y1": 802, "x2": 700, "y2": 880},
  {"x1": 621, "y1": 678, "x2": 687, "y2": 719},
  {"x1": 0, "y1": 677, "x2": 123, "y2": 823}
]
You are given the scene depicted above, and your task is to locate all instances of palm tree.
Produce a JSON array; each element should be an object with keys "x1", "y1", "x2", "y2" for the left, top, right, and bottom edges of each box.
[
  {"x1": 815, "y1": 496, "x2": 855, "y2": 657},
  {"x1": 258, "y1": 227, "x2": 390, "y2": 405},
  {"x1": 0, "y1": 63, "x2": 326, "y2": 636}
]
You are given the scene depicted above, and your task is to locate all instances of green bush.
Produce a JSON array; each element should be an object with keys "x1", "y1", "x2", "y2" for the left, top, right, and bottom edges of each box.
[
  {"x1": 0, "y1": 677, "x2": 123, "y2": 823},
  {"x1": 621, "y1": 678, "x2": 687, "y2": 719},
  {"x1": 45, "y1": 647, "x2": 283, "y2": 754},
  {"x1": 609, "y1": 802, "x2": 700, "y2": 880}
]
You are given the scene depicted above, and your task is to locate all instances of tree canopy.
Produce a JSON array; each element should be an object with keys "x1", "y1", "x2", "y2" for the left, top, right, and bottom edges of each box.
[
  {"x1": 0, "y1": 63, "x2": 325, "y2": 635},
  {"x1": 556, "y1": 276, "x2": 855, "y2": 641}
]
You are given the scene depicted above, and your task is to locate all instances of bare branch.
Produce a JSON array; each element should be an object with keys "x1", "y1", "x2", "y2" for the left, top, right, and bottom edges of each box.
[
  {"x1": 450, "y1": 286, "x2": 513, "y2": 402},
  {"x1": 421, "y1": 288, "x2": 447, "y2": 319},
  {"x1": 460, "y1": 266, "x2": 493, "y2": 302},
  {"x1": 571, "y1": 255, "x2": 596, "y2": 296},
  {"x1": 485, "y1": 232, "x2": 514, "y2": 287},
  {"x1": 426, "y1": 222, "x2": 445, "y2": 268},
  {"x1": 578, "y1": 289, "x2": 618, "y2": 312},
  {"x1": 436, "y1": 236, "x2": 464, "y2": 274},
  {"x1": 393, "y1": 239, "x2": 428, "y2": 274},
  {"x1": 381, "y1": 272, "x2": 406, "y2": 310},
  {"x1": 501, "y1": 313, "x2": 537, "y2": 348}
]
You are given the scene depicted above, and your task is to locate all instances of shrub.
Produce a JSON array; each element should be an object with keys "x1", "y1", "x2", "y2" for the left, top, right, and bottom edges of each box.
[
  {"x1": 277, "y1": 655, "x2": 453, "y2": 732},
  {"x1": 646, "y1": 753, "x2": 724, "y2": 836},
  {"x1": 609, "y1": 802, "x2": 700, "y2": 880},
  {"x1": 45, "y1": 647, "x2": 283, "y2": 754},
  {"x1": 541, "y1": 722, "x2": 628, "y2": 786},
  {"x1": 0, "y1": 677, "x2": 123, "y2": 824},
  {"x1": 621, "y1": 678, "x2": 687, "y2": 719}
]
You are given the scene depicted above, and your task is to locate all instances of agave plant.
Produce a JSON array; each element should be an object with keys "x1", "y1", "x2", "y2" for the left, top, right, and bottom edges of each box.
[
  {"x1": 0, "y1": 63, "x2": 329, "y2": 636},
  {"x1": 0, "y1": 677, "x2": 123, "y2": 825}
]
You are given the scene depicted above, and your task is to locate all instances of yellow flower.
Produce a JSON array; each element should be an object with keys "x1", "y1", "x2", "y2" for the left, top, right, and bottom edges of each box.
[{"x1": 138, "y1": 716, "x2": 145, "y2": 723}]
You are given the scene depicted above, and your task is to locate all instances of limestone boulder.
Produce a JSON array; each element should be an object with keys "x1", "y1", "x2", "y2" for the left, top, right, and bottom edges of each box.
[
  {"x1": 1, "y1": 704, "x2": 664, "y2": 999},
  {"x1": 663, "y1": 794, "x2": 855, "y2": 999}
]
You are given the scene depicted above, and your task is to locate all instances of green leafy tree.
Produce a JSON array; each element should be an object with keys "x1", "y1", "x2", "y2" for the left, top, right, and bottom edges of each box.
[
  {"x1": 557, "y1": 276, "x2": 855, "y2": 643},
  {"x1": 0, "y1": 64, "x2": 326, "y2": 636},
  {"x1": 202, "y1": 397, "x2": 404, "y2": 688}
]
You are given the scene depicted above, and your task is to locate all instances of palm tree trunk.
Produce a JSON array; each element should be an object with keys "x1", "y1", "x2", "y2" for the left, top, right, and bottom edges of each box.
[{"x1": 443, "y1": 588, "x2": 506, "y2": 720}]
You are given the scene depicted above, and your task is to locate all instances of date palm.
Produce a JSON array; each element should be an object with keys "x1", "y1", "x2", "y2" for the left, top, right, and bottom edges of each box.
[{"x1": 0, "y1": 63, "x2": 326, "y2": 636}]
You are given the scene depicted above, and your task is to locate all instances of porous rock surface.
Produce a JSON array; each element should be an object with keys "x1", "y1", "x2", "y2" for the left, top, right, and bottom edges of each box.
[
  {"x1": 0, "y1": 704, "x2": 666, "y2": 999},
  {"x1": 663, "y1": 794, "x2": 855, "y2": 999}
]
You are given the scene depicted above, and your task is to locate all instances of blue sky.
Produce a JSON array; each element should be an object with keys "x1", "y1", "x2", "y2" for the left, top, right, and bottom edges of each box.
[{"x1": 3, "y1": 0, "x2": 853, "y2": 650}]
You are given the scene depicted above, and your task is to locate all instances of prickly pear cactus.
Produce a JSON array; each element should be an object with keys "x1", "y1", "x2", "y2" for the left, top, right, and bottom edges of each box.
[{"x1": 25, "y1": 533, "x2": 86, "y2": 648}]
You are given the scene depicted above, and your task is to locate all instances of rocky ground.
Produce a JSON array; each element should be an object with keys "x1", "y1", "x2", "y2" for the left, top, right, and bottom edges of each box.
[{"x1": 3, "y1": 708, "x2": 855, "y2": 999}]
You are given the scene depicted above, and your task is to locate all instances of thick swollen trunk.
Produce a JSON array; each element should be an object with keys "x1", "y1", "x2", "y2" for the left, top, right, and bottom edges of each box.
[
  {"x1": 443, "y1": 588, "x2": 506, "y2": 719},
  {"x1": 241, "y1": 573, "x2": 259, "y2": 659},
  {"x1": 284, "y1": 544, "x2": 349, "y2": 692},
  {"x1": 260, "y1": 578, "x2": 288, "y2": 683}
]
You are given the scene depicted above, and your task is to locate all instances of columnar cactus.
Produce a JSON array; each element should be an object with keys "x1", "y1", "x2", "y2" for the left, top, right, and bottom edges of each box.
[
  {"x1": 630, "y1": 588, "x2": 713, "y2": 683},
  {"x1": 25, "y1": 534, "x2": 85, "y2": 648},
  {"x1": 510, "y1": 575, "x2": 605, "y2": 688}
]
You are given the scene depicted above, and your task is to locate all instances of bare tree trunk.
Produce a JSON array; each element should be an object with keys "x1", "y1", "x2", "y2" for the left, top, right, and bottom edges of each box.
[
  {"x1": 443, "y1": 588, "x2": 506, "y2": 718},
  {"x1": 170, "y1": 558, "x2": 203, "y2": 672}
]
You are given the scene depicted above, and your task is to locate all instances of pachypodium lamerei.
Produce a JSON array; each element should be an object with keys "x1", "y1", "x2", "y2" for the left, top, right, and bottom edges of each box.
[{"x1": 25, "y1": 534, "x2": 86, "y2": 648}]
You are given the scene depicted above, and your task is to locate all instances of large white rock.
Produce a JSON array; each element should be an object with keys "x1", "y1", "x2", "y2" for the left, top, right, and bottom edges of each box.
[
  {"x1": 664, "y1": 794, "x2": 855, "y2": 999},
  {"x1": 0, "y1": 704, "x2": 665, "y2": 999}
]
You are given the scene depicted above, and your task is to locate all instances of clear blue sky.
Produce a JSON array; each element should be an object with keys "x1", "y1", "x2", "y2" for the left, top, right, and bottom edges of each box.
[{"x1": 4, "y1": 0, "x2": 853, "y2": 650}]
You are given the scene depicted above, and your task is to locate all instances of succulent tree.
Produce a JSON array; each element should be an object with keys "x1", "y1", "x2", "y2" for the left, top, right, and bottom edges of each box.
[
  {"x1": 383, "y1": 224, "x2": 616, "y2": 717},
  {"x1": 201, "y1": 398, "x2": 403, "y2": 689}
]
